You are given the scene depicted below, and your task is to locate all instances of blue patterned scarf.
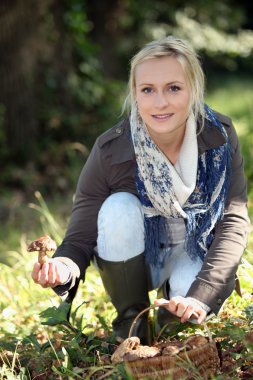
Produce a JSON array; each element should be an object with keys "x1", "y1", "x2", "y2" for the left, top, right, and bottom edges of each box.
[{"x1": 131, "y1": 104, "x2": 232, "y2": 266}]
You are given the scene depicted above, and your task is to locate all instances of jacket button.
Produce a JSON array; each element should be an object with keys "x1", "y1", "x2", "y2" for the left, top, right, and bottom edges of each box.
[
  {"x1": 115, "y1": 128, "x2": 122, "y2": 134},
  {"x1": 217, "y1": 298, "x2": 222, "y2": 305}
]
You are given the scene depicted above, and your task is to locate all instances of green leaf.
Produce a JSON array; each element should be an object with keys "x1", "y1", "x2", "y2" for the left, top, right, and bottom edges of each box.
[
  {"x1": 219, "y1": 325, "x2": 246, "y2": 341},
  {"x1": 40, "y1": 302, "x2": 71, "y2": 324},
  {"x1": 245, "y1": 304, "x2": 253, "y2": 323},
  {"x1": 22, "y1": 334, "x2": 42, "y2": 352},
  {"x1": 71, "y1": 300, "x2": 89, "y2": 325},
  {"x1": 95, "y1": 314, "x2": 108, "y2": 330}
]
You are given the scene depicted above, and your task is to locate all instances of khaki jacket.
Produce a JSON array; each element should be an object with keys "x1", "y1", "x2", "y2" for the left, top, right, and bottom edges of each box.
[{"x1": 54, "y1": 112, "x2": 250, "y2": 313}]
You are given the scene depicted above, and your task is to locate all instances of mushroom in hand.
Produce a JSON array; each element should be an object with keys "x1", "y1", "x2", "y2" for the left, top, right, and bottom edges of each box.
[{"x1": 27, "y1": 235, "x2": 57, "y2": 265}]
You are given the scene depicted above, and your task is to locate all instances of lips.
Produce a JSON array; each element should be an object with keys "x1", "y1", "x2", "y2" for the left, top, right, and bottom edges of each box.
[{"x1": 152, "y1": 113, "x2": 174, "y2": 120}]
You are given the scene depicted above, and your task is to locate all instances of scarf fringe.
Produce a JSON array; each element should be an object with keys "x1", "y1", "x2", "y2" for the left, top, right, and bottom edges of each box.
[{"x1": 144, "y1": 215, "x2": 170, "y2": 266}]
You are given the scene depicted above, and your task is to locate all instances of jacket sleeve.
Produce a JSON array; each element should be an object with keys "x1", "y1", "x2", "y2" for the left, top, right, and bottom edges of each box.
[
  {"x1": 186, "y1": 121, "x2": 251, "y2": 313},
  {"x1": 53, "y1": 138, "x2": 110, "y2": 296}
]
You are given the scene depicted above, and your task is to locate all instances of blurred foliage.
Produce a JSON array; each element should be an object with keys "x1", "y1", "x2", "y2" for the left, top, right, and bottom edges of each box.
[
  {"x1": 206, "y1": 74, "x2": 253, "y2": 198},
  {"x1": 0, "y1": 0, "x2": 253, "y2": 197},
  {"x1": 0, "y1": 0, "x2": 124, "y2": 196}
]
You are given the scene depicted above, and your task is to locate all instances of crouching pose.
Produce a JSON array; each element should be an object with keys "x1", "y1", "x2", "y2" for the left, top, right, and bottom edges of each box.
[{"x1": 32, "y1": 35, "x2": 250, "y2": 344}]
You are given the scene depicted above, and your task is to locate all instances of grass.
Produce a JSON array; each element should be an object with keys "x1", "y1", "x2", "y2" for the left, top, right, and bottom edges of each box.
[
  {"x1": 0, "y1": 74, "x2": 253, "y2": 379},
  {"x1": 0, "y1": 220, "x2": 253, "y2": 379}
]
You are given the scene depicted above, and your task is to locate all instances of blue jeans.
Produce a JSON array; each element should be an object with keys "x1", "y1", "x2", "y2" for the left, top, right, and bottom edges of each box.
[{"x1": 97, "y1": 192, "x2": 202, "y2": 298}]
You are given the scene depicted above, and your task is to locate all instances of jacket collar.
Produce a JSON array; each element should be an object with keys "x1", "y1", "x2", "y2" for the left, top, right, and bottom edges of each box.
[
  {"x1": 197, "y1": 117, "x2": 226, "y2": 155},
  {"x1": 109, "y1": 117, "x2": 227, "y2": 165}
]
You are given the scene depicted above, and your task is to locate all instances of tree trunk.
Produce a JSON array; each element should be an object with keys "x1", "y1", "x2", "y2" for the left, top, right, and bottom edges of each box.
[
  {"x1": 0, "y1": 0, "x2": 52, "y2": 159},
  {"x1": 86, "y1": 0, "x2": 125, "y2": 78}
]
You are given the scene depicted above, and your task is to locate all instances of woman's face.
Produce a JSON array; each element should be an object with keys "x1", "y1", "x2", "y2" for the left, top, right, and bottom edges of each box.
[{"x1": 135, "y1": 56, "x2": 191, "y2": 142}]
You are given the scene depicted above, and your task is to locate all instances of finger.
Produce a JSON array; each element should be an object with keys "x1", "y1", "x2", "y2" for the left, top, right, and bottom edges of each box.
[
  {"x1": 196, "y1": 309, "x2": 207, "y2": 324},
  {"x1": 176, "y1": 302, "x2": 188, "y2": 318},
  {"x1": 180, "y1": 304, "x2": 195, "y2": 323},
  {"x1": 54, "y1": 263, "x2": 62, "y2": 286},
  {"x1": 31, "y1": 262, "x2": 42, "y2": 283},
  {"x1": 39, "y1": 262, "x2": 50, "y2": 287},
  {"x1": 154, "y1": 298, "x2": 169, "y2": 307},
  {"x1": 168, "y1": 296, "x2": 183, "y2": 313},
  {"x1": 48, "y1": 262, "x2": 57, "y2": 287},
  {"x1": 182, "y1": 306, "x2": 207, "y2": 324}
]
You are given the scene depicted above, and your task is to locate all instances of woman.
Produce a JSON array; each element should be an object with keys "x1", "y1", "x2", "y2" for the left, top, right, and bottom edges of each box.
[{"x1": 32, "y1": 36, "x2": 250, "y2": 344}]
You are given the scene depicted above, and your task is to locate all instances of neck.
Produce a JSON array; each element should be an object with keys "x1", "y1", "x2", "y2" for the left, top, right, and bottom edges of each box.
[{"x1": 148, "y1": 126, "x2": 186, "y2": 164}]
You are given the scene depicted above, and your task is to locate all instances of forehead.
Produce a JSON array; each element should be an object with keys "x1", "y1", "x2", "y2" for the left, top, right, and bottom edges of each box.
[{"x1": 134, "y1": 56, "x2": 186, "y2": 84}]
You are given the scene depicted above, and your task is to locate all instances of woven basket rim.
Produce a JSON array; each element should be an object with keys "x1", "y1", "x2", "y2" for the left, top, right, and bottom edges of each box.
[
  {"x1": 125, "y1": 341, "x2": 218, "y2": 364},
  {"x1": 125, "y1": 342, "x2": 220, "y2": 379},
  {"x1": 124, "y1": 305, "x2": 219, "y2": 379}
]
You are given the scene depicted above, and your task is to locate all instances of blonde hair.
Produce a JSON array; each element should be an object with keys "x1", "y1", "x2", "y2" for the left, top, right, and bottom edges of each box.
[{"x1": 124, "y1": 36, "x2": 205, "y2": 131}]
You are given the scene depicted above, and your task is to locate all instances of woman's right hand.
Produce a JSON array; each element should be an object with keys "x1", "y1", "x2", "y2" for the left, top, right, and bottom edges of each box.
[{"x1": 31, "y1": 258, "x2": 71, "y2": 288}]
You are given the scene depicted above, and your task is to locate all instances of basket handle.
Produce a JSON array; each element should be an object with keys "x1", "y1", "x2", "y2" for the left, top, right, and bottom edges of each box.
[{"x1": 128, "y1": 303, "x2": 212, "y2": 342}]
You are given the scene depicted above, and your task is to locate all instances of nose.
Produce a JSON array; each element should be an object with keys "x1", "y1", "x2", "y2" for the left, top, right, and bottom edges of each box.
[{"x1": 154, "y1": 91, "x2": 168, "y2": 108}]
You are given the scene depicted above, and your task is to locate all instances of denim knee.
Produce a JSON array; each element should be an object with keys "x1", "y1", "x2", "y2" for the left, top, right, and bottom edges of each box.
[{"x1": 97, "y1": 192, "x2": 145, "y2": 261}]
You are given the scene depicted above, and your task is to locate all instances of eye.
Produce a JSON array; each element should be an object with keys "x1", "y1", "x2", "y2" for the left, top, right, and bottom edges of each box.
[
  {"x1": 141, "y1": 87, "x2": 153, "y2": 94},
  {"x1": 169, "y1": 85, "x2": 180, "y2": 92}
]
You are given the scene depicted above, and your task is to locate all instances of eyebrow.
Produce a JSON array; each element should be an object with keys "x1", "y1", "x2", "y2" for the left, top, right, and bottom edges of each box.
[{"x1": 137, "y1": 81, "x2": 184, "y2": 87}]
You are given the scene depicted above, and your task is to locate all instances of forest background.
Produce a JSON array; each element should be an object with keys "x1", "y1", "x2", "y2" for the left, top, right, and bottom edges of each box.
[
  {"x1": 0, "y1": 0, "x2": 253, "y2": 379},
  {"x1": 0, "y1": 0, "x2": 253, "y2": 256}
]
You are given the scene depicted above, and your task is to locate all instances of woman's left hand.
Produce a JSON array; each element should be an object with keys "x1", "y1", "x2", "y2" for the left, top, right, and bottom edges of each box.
[{"x1": 154, "y1": 296, "x2": 207, "y2": 324}]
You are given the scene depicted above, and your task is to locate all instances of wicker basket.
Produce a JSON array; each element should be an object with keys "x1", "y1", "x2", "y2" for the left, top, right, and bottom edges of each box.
[{"x1": 124, "y1": 305, "x2": 220, "y2": 380}]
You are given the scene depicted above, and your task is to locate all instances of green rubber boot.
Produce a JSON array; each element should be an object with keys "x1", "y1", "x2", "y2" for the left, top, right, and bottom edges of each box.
[{"x1": 95, "y1": 253, "x2": 150, "y2": 344}]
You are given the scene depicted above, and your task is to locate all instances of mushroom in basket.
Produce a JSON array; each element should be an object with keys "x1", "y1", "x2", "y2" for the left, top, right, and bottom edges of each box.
[{"x1": 111, "y1": 337, "x2": 161, "y2": 364}]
